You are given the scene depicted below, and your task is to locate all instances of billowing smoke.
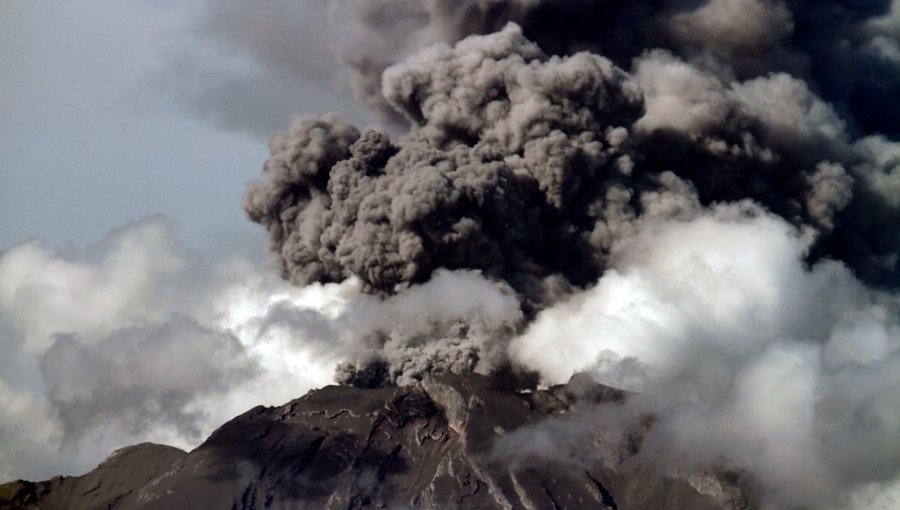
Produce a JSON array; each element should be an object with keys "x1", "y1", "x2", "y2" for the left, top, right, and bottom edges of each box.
[
  {"x1": 507, "y1": 205, "x2": 900, "y2": 508},
  {"x1": 245, "y1": 22, "x2": 898, "y2": 353},
  {"x1": 326, "y1": 0, "x2": 900, "y2": 137},
  {"x1": 245, "y1": 25, "x2": 644, "y2": 309},
  {"x1": 328, "y1": 0, "x2": 539, "y2": 123},
  {"x1": 171, "y1": 0, "x2": 899, "y2": 139},
  {"x1": 41, "y1": 319, "x2": 255, "y2": 443},
  {"x1": 6, "y1": 1, "x2": 896, "y2": 507},
  {"x1": 240, "y1": 4, "x2": 900, "y2": 507}
]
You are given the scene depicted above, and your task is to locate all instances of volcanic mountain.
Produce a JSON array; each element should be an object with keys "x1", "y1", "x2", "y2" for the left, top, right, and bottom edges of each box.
[{"x1": 0, "y1": 373, "x2": 754, "y2": 509}]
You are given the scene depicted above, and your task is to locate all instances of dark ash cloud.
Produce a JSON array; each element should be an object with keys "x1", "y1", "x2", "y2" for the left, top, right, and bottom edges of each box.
[
  {"x1": 245, "y1": 25, "x2": 644, "y2": 311},
  {"x1": 239, "y1": 14, "x2": 900, "y2": 505},
  {"x1": 325, "y1": 0, "x2": 900, "y2": 136},
  {"x1": 245, "y1": 24, "x2": 900, "y2": 313}
]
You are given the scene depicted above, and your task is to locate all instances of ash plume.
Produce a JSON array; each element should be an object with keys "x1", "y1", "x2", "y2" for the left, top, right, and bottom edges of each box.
[
  {"x1": 2, "y1": 2, "x2": 898, "y2": 507},
  {"x1": 238, "y1": 6, "x2": 900, "y2": 507},
  {"x1": 330, "y1": 0, "x2": 900, "y2": 137},
  {"x1": 328, "y1": 0, "x2": 539, "y2": 123},
  {"x1": 246, "y1": 25, "x2": 644, "y2": 309},
  {"x1": 246, "y1": 23, "x2": 899, "y2": 308}
]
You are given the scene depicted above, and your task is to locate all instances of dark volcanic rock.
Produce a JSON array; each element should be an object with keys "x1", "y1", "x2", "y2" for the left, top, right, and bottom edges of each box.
[
  {"x1": 0, "y1": 443, "x2": 186, "y2": 510},
  {"x1": 1, "y1": 374, "x2": 754, "y2": 509}
]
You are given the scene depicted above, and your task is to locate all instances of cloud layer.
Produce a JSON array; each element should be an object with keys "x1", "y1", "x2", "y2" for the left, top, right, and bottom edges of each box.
[
  {"x1": 508, "y1": 205, "x2": 900, "y2": 507},
  {"x1": 0, "y1": 217, "x2": 517, "y2": 480}
]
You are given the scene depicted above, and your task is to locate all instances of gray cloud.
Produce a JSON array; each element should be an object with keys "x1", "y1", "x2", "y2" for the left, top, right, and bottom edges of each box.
[
  {"x1": 328, "y1": 0, "x2": 539, "y2": 123},
  {"x1": 238, "y1": 16, "x2": 900, "y2": 505},
  {"x1": 40, "y1": 317, "x2": 257, "y2": 443},
  {"x1": 0, "y1": 218, "x2": 341, "y2": 479},
  {"x1": 0, "y1": 217, "x2": 521, "y2": 479},
  {"x1": 509, "y1": 205, "x2": 900, "y2": 508},
  {"x1": 854, "y1": 135, "x2": 900, "y2": 207},
  {"x1": 519, "y1": 0, "x2": 899, "y2": 137},
  {"x1": 303, "y1": 0, "x2": 899, "y2": 136},
  {"x1": 328, "y1": 269, "x2": 523, "y2": 385},
  {"x1": 155, "y1": 0, "x2": 367, "y2": 138},
  {"x1": 168, "y1": 1, "x2": 899, "y2": 136},
  {"x1": 245, "y1": 24, "x2": 899, "y2": 315},
  {"x1": 245, "y1": 25, "x2": 643, "y2": 311}
]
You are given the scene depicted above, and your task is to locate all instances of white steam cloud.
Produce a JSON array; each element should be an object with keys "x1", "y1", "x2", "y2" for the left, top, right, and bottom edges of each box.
[
  {"x1": 509, "y1": 204, "x2": 900, "y2": 508},
  {"x1": 0, "y1": 216, "x2": 515, "y2": 481}
]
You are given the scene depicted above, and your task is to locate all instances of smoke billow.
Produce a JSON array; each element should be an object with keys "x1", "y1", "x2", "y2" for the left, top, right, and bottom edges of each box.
[
  {"x1": 7, "y1": 2, "x2": 897, "y2": 505},
  {"x1": 241, "y1": 3, "x2": 900, "y2": 507},
  {"x1": 328, "y1": 0, "x2": 540, "y2": 123},
  {"x1": 325, "y1": 0, "x2": 899, "y2": 135},
  {"x1": 246, "y1": 25, "x2": 644, "y2": 308},
  {"x1": 508, "y1": 205, "x2": 900, "y2": 508},
  {"x1": 246, "y1": 21, "x2": 898, "y2": 319}
]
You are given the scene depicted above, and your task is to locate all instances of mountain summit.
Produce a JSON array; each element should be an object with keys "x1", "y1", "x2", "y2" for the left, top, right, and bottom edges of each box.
[{"x1": 1, "y1": 374, "x2": 754, "y2": 509}]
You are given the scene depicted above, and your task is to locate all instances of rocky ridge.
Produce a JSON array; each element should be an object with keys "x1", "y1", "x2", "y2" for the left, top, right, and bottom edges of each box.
[{"x1": 0, "y1": 374, "x2": 754, "y2": 509}]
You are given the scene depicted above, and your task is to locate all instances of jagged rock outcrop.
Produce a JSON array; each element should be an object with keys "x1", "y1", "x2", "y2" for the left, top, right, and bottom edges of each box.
[{"x1": 1, "y1": 374, "x2": 754, "y2": 509}]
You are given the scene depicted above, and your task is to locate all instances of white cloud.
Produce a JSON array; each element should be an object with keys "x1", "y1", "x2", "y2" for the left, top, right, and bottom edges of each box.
[
  {"x1": 0, "y1": 216, "x2": 520, "y2": 480},
  {"x1": 509, "y1": 203, "x2": 900, "y2": 508},
  {"x1": 0, "y1": 217, "x2": 341, "y2": 479}
]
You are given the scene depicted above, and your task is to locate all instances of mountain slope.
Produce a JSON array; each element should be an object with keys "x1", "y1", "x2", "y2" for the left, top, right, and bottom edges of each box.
[{"x1": 1, "y1": 374, "x2": 754, "y2": 509}]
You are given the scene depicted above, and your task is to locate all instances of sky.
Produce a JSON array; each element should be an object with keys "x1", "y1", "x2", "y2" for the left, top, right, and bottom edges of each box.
[
  {"x1": 2, "y1": 2, "x2": 900, "y2": 508},
  {"x1": 0, "y1": 0, "x2": 364, "y2": 261},
  {"x1": 0, "y1": 0, "x2": 367, "y2": 481}
]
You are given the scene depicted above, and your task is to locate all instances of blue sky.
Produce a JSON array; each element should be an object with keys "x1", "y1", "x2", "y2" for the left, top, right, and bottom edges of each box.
[
  {"x1": 0, "y1": 1, "x2": 374, "y2": 479},
  {"x1": 1, "y1": 0, "x2": 364, "y2": 260}
]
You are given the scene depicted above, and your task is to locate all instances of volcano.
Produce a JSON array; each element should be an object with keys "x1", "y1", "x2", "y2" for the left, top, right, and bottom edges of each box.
[{"x1": 0, "y1": 374, "x2": 753, "y2": 509}]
